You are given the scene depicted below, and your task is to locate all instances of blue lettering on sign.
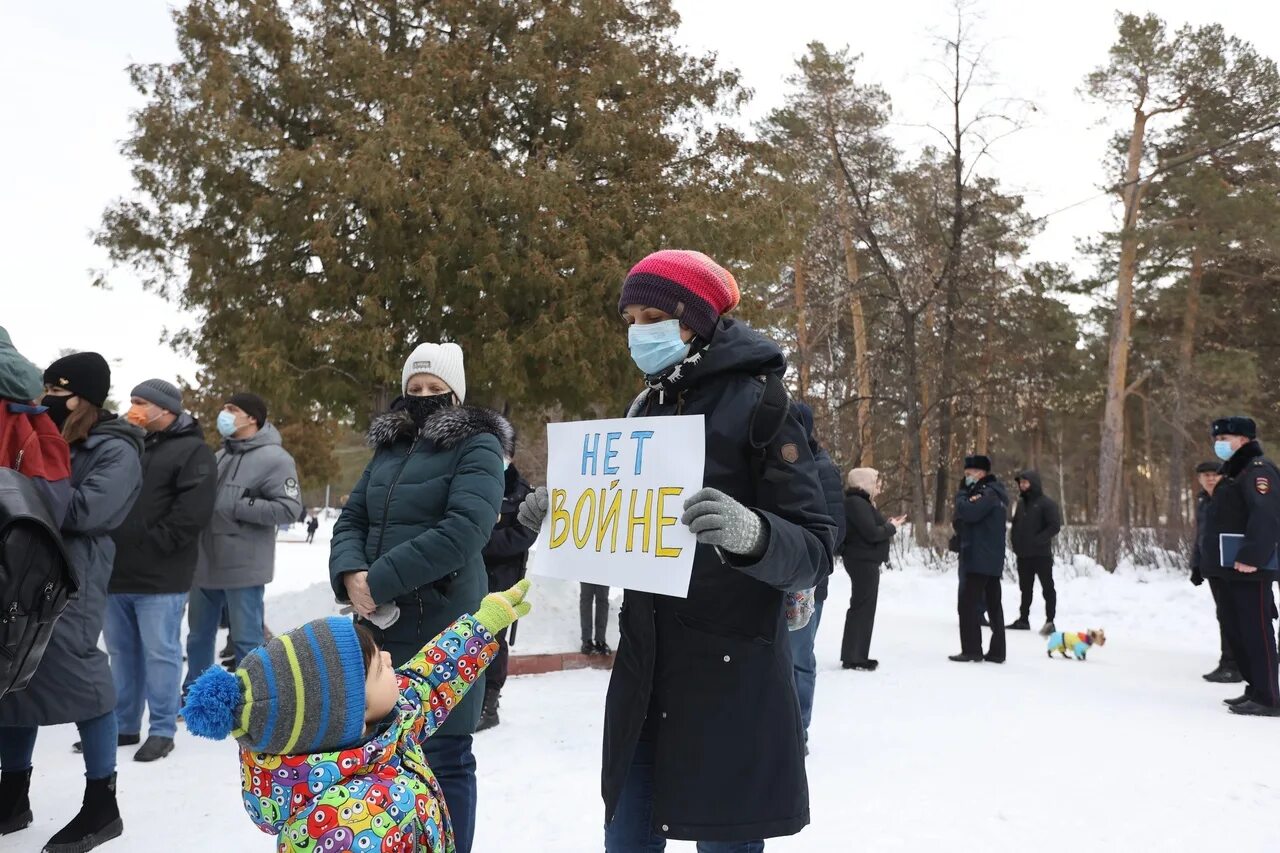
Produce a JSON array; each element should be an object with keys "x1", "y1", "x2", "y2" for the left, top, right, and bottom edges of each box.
[
  {"x1": 603, "y1": 432, "x2": 623, "y2": 475},
  {"x1": 581, "y1": 432, "x2": 601, "y2": 476},
  {"x1": 630, "y1": 430, "x2": 655, "y2": 475}
]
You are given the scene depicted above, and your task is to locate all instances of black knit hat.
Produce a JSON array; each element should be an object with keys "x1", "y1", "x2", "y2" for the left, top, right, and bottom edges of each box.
[
  {"x1": 43, "y1": 352, "x2": 111, "y2": 408},
  {"x1": 1195, "y1": 461, "x2": 1221, "y2": 474},
  {"x1": 963, "y1": 454, "x2": 992, "y2": 472},
  {"x1": 1211, "y1": 416, "x2": 1256, "y2": 439},
  {"x1": 227, "y1": 392, "x2": 268, "y2": 429}
]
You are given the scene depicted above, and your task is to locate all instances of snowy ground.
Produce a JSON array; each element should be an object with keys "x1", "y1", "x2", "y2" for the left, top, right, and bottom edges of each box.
[{"x1": 5, "y1": 526, "x2": 1278, "y2": 852}]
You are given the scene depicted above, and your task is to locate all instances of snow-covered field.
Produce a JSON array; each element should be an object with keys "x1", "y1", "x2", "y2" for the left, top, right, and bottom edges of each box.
[{"x1": 5, "y1": 523, "x2": 1278, "y2": 852}]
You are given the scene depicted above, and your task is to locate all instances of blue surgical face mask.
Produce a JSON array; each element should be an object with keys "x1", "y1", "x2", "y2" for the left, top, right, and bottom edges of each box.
[
  {"x1": 1214, "y1": 439, "x2": 1235, "y2": 461},
  {"x1": 503, "y1": 459, "x2": 511, "y2": 471},
  {"x1": 628, "y1": 319, "x2": 691, "y2": 376},
  {"x1": 964, "y1": 475, "x2": 978, "y2": 486},
  {"x1": 216, "y1": 410, "x2": 240, "y2": 438}
]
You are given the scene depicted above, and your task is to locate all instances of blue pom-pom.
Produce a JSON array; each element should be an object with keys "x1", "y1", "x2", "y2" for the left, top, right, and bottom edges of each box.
[{"x1": 182, "y1": 665, "x2": 242, "y2": 740}]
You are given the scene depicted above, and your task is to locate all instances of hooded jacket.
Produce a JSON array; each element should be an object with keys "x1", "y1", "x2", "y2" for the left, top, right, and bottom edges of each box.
[
  {"x1": 329, "y1": 404, "x2": 511, "y2": 736},
  {"x1": 1009, "y1": 470, "x2": 1062, "y2": 559},
  {"x1": 953, "y1": 474, "x2": 1009, "y2": 577},
  {"x1": 0, "y1": 415, "x2": 143, "y2": 726},
  {"x1": 194, "y1": 422, "x2": 302, "y2": 590},
  {"x1": 0, "y1": 326, "x2": 43, "y2": 404},
  {"x1": 604, "y1": 318, "x2": 834, "y2": 842},
  {"x1": 482, "y1": 462, "x2": 537, "y2": 584},
  {"x1": 239, "y1": 612, "x2": 500, "y2": 853},
  {"x1": 110, "y1": 414, "x2": 218, "y2": 594}
]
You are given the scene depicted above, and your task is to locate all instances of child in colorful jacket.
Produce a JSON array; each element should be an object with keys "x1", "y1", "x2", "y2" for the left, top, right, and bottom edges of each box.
[{"x1": 182, "y1": 579, "x2": 533, "y2": 852}]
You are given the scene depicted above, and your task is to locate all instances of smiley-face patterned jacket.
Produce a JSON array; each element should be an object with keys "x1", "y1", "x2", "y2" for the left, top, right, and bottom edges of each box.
[{"x1": 239, "y1": 613, "x2": 499, "y2": 852}]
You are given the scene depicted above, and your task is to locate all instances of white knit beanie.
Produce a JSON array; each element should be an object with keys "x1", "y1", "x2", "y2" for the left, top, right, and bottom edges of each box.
[
  {"x1": 401, "y1": 342, "x2": 466, "y2": 403},
  {"x1": 848, "y1": 467, "x2": 880, "y2": 497}
]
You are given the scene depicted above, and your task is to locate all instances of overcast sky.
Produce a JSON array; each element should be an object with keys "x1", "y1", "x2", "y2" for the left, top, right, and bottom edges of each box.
[{"x1": 2, "y1": 1, "x2": 1277, "y2": 399}]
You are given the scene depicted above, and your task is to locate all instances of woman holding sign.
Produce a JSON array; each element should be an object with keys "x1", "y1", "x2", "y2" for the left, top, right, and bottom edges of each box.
[
  {"x1": 521, "y1": 250, "x2": 836, "y2": 852},
  {"x1": 329, "y1": 342, "x2": 512, "y2": 853}
]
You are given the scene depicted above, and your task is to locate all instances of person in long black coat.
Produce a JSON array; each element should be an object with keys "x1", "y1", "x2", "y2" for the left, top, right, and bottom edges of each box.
[
  {"x1": 1200, "y1": 417, "x2": 1280, "y2": 717},
  {"x1": 950, "y1": 454, "x2": 1009, "y2": 664},
  {"x1": 477, "y1": 458, "x2": 536, "y2": 731},
  {"x1": 1189, "y1": 461, "x2": 1243, "y2": 684},
  {"x1": 840, "y1": 468, "x2": 904, "y2": 670},
  {"x1": 519, "y1": 250, "x2": 834, "y2": 850},
  {"x1": 1007, "y1": 469, "x2": 1062, "y2": 635}
]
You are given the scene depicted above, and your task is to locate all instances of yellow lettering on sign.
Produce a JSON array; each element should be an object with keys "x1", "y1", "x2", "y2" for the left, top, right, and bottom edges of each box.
[{"x1": 655, "y1": 487, "x2": 683, "y2": 558}]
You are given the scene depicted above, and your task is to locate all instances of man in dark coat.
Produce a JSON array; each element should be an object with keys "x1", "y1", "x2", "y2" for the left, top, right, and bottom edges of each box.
[
  {"x1": 106, "y1": 379, "x2": 217, "y2": 763},
  {"x1": 1189, "y1": 461, "x2": 1242, "y2": 684},
  {"x1": 519, "y1": 250, "x2": 834, "y2": 849},
  {"x1": 1007, "y1": 469, "x2": 1062, "y2": 635},
  {"x1": 1201, "y1": 417, "x2": 1280, "y2": 717},
  {"x1": 951, "y1": 454, "x2": 1009, "y2": 663},
  {"x1": 477, "y1": 457, "x2": 536, "y2": 732},
  {"x1": 788, "y1": 402, "x2": 846, "y2": 746}
]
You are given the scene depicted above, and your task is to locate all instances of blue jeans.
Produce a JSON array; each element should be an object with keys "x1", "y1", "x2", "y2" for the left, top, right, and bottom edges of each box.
[
  {"x1": 0, "y1": 710, "x2": 117, "y2": 779},
  {"x1": 605, "y1": 724, "x2": 765, "y2": 852},
  {"x1": 105, "y1": 592, "x2": 187, "y2": 739},
  {"x1": 422, "y1": 734, "x2": 477, "y2": 853},
  {"x1": 789, "y1": 600, "x2": 824, "y2": 736},
  {"x1": 183, "y1": 585, "x2": 265, "y2": 691}
]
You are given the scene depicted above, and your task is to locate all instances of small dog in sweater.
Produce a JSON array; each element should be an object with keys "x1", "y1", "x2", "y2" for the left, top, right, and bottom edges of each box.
[{"x1": 1046, "y1": 629, "x2": 1106, "y2": 660}]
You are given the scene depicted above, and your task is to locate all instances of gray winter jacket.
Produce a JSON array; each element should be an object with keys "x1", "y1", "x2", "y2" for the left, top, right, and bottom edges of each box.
[
  {"x1": 193, "y1": 422, "x2": 302, "y2": 590},
  {"x1": 0, "y1": 416, "x2": 143, "y2": 726}
]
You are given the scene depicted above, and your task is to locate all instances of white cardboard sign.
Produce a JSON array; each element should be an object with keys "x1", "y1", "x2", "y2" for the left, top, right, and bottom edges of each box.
[{"x1": 529, "y1": 415, "x2": 705, "y2": 598}]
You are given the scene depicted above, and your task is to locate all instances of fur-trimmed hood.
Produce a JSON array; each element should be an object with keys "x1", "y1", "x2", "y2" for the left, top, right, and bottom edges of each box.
[{"x1": 367, "y1": 405, "x2": 515, "y2": 457}]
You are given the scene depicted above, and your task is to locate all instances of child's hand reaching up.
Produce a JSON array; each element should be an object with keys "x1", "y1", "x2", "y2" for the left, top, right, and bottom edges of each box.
[{"x1": 475, "y1": 579, "x2": 533, "y2": 634}]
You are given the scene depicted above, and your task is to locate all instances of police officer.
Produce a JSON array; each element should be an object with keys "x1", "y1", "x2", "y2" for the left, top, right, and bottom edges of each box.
[
  {"x1": 1203, "y1": 417, "x2": 1280, "y2": 717},
  {"x1": 1190, "y1": 461, "x2": 1242, "y2": 684}
]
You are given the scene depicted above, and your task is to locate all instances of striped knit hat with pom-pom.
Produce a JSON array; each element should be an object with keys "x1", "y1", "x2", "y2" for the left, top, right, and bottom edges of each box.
[
  {"x1": 618, "y1": 250, "x2": 741, "y2": 341},
  {"x1": 182, "y1": 617, "x2": 367, "y2": 756}
]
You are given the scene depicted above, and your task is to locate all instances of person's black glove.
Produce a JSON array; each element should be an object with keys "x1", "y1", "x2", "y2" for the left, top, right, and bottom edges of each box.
[{"x1": 1190, "y1": 567, "x2": 1204, "y2": 586}]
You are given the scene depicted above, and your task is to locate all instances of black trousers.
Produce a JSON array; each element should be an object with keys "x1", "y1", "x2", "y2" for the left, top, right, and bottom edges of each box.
[
  {"x1": 580, "y1": 582, "x2": 609, "y2": 644},
  {"x1": 958, "y1": 573, "x2": 1005, "y2": 660},
  {"x1": 485, "y1": 564, "x2": 524, "y2": 695},
  {"x1": 1207, "y1": 578, "x2": 1241, "y2": 670},
  {"x1": 1016, "y1": 556, "x2": 1056, "y2": 622},
  {"x1": 1221, "y1": 580, "x2": 1279, "y2": 707},
  {"x1": 840, "y1": 560, "x2": 881, "y2": 664}
]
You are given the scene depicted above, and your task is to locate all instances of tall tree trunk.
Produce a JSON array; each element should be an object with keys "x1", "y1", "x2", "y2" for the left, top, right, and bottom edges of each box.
[
  {"x1": 1166, "y1": 242, "x2": 1202, "y2": 537},
  {"x1": 836, "y1": 204, "x2": 874, "y2": 466},
  {"x1": 974, "y1": 314, "x2": 996, "y2": 455},
  {"x1": 1096, "y1": 107, "x2": 1150, "y2": 571},
  {"x1": 900, "y1": 309, "x2": 931, "y2": 547},
  {"x1": 794, "y1": 255, "x2": 811, "y2": 401}
]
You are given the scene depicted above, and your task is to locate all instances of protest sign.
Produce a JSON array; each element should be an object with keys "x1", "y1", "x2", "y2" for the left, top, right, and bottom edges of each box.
[{"x1": 529, "y1": 415, "x2": 705, "y2": 597}]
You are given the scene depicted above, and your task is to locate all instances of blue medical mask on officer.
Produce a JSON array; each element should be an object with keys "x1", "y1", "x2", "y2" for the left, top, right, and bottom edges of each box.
[
  {"x1": 216, "y1": 410, "x2": 241, "y2": 438},
  {"x1": 964, "y1": 475, "x2": 978, "y2": 486},
  {"x1": 1214, "y1": 439, "x2": 1235, "y2": 461},
  {"x1": 628, "y1": 319, "x2": 691, "y2": 376}
]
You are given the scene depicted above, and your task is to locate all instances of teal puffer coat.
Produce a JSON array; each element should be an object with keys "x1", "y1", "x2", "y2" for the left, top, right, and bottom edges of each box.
[{"x1": 329, "y1": 404, "x2": 512, "y2": 735}]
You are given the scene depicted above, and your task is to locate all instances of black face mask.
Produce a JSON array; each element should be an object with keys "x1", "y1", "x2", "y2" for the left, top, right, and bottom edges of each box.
[
  {"x1": 392, "y1": 391, "x2": 456, "y2": 428},
  {"x1": 40, "y1": 394, "x2": 73, "y2": 431}
]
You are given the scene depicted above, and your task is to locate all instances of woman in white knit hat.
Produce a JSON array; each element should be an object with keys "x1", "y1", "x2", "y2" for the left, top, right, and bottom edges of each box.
[{"x1": 328, "y1": 342, "x2": 514, "y2": 853}]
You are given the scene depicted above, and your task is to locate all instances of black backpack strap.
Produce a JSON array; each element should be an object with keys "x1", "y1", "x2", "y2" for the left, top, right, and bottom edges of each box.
[{"x1": 749, "y1": 373, "x2": 789, "y2": 453}]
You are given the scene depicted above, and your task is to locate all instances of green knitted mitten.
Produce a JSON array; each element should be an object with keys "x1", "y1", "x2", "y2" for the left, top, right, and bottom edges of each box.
[{"x1": 475, "y1": 578, "x2": 533, "y2": 634}]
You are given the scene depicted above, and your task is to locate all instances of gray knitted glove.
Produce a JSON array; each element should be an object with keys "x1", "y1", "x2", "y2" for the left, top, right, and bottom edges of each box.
[
  {"x1": 681, "y1": 488, "x2": 767, "y2": 558},
  {"x1": 517, "y1": 486, "x2": 549, "y2": 532}
]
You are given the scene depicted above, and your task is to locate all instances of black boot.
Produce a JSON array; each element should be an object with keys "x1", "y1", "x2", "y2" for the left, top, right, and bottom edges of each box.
[
  {"x1": 948, "y1": 653, "x2": 984, "y2": 663},
  {"x1": 43, "y1": 774, "x2": 123, "y2": 853},
  {"x1": 476, "y1": 687, "x2": 501, "y2": 732},
  {"x1": 0, "y1": 769, "x2": 32, "y2": 835},
  {"x1": 581, "y1": 641, "x2": 599, "y2": 656},
  {"x1": 594, "y1": 640, "x2": 613, "y2": 657},
  {"x1": 1006, "y1": 618, "x2": 1031, "y2": 630},
  {"x1": 1203, "y1": 665, "x2": 1244, "y2": 684}
]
